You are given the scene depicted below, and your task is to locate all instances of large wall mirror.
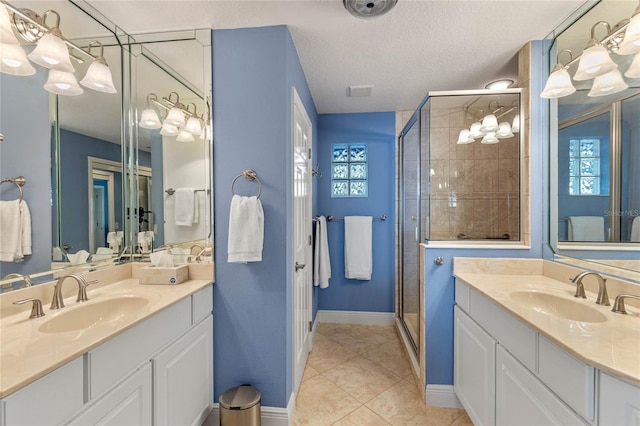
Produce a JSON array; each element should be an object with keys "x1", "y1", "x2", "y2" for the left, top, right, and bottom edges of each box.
[
  {"x1": 0, "y1": 0, "x2": 213, "y2": 290},
  {"x1": 549, "y1": 0, "x2": 640, "y2": 280}
]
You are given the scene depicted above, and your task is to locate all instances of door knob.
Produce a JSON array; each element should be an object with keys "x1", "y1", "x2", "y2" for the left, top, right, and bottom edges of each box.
[{"x1": 295, "y1": 262, "x2": 306, "y2": 271}]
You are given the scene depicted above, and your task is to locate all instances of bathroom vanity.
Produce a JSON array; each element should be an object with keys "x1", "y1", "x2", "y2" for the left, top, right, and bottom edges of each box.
[
  {"x1": 452, "y1": 259, "x2": 640, "y2": 426},
  {"x1": 0, "y1": 263, "x2": 214, "y2": 426}
]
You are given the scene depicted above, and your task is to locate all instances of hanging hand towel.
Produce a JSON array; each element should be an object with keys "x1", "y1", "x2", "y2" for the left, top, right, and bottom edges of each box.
[
  {"x1": 344, "y1": 216, "x2": 372, "y2": 280},
  {"x1": 630, "y1": 216, "x2": 640, "y2": 242},
  {"x1": 568, "y1": 216, "x2": 605, "y2": 241},
  {"x1": 314, "y1": 216, "x2": 331, "y2": 288},
  {"x1": 175, "y1": 188, "x2": 196, "y2": 226},
  {"x1": 0, "y1": 200, "x2": 31, "y2": 262},
  {"x1": 228, "y1": 195, "x2": 264, "y2": 263}
]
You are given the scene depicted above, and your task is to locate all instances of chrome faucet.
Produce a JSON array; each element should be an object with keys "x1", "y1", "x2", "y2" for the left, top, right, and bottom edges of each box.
[
  {"x1": 50, "y1": 274, "x2": 98, "y2": 310},
  {"x1": 570, "y1": 271, "x2": 610, "y2": 306},
  {"x1": 2, "y1": 273, "x2": 33, "y2": 288},
  {"x1": 611, "y1": 294, "x2": 640, "y2": 314}
]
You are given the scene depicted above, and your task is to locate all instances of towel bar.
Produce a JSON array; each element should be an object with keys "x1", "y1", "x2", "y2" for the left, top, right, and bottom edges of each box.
[{"x1": 313, "y1": 214, "x2": 387, "y2": 222}]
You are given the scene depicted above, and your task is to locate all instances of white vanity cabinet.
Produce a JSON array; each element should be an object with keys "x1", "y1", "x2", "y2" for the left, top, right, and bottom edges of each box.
[
  {"x1": 0, "y1": 284, "x2": 213, "y2": 426},
  {"x1": 454, "y1": 280, "x2": 600, "y2": 425},
  {"x1": 599, "y1": 372, "x2": 640, "y2": 425}
]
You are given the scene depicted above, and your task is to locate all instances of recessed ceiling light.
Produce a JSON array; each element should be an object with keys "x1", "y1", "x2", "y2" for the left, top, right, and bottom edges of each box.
[{"x1": 485, "y1": 79, "x2": 514, "y2": 90}]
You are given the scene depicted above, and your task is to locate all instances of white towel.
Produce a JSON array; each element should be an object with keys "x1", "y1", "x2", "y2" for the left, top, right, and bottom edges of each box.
[
  {"x1": 175, "y1": 188, "x2": 196, "y2": 226},
  {"x1": 630, "y1": 216, "x2": 640, "y2": 242},
  {"x1": 344, "y1": 216, "x2": 372, "y2": 280},
  {"x1": 228, "y1": 195, "x2": 264, "y2": 263},
  {"x1": 0, "y1": 200, "x2": 31, "y2": 262},
  {"x1": 568, "y1": 216, "x2": 604, "y2": 241},
  {"x1": 314, "y1": 216, "x2": 331, "y2": 288}
]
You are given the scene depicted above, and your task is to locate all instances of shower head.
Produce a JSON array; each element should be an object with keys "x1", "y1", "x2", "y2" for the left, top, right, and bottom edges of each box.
[{"x1": 343, "y1": 0, "x2": 398, "y2": 19}]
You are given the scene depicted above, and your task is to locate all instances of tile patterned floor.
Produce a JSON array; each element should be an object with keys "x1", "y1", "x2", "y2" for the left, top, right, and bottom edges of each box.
[{"x1": 293, "y1": 323, "x2": 473, "y2": 426}]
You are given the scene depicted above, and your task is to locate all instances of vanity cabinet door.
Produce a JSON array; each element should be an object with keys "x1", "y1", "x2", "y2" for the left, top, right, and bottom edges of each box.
[
  {"x1": 496, "y1": 346, "x2": 587, "y2": 425},
  {"x1": 599, "y1": 372, "x2": 640, "y2": 425},
  {"x1": 454, "y1": 306, "x2": 497, "y2": 426},
  {"x1": 67, "y1": 363, "x2": 152, "y2": 426},
  {"x1": 152, "y1": 316, "x2": 213, "y2": 426}
]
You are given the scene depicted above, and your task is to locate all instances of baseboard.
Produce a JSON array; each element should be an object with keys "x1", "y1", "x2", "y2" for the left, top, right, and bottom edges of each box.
[
  {"x1": 425, "y1": 385, "x2": 463, "y2": 409},
  {"x1": 317, "y1": 310, "x2": 395, "y2": 325},
  {"x1": 203, "y1": 399, "x2": 293, "y2": 426}
]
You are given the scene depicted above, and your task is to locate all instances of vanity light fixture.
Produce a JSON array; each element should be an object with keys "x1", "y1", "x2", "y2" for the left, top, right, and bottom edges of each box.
[
  {"x1": 496, "y1": 122, "x2": 514, "y2": 139},
  {"x1": 511, "y1": 110, "x2": 520, "y2": 133},
  {"x1": 481, "y1": 132, "x2": 499, "y2": 144},
  {"x1": 26, "y1": 10, "x2": 74, "y2": 73},
  {"x1": 184, "y1": 103, "x2": 202, "y2": 135},
  {"x1": 139, "y1": 94, "x2": 162, "y2": 130},
  {"x1": 163, "y1": 92, "x2": 187, "y2": 128},
  {"x1": 0, "y1": 4, "x2": 34, "y2": 76},
  {"x1": 176, "y1": 128, "x2": 195, "y2": 142},
  {"x1": 541, "y1": 4, "x2": 640, "y2": 99},
  {"x1": 458, "y1": 99, "x2": 519, "y2": 145},
  {"x1": 456, "y1": 129, "x2": 475, "y2": 145},
  {"x1": 160, "y1": 122, "x2": 178, "y2": 137},
  {"x1": 468, "y1": 122, "x2": 485, "y2": 139},
  {"x1": 44, "y1": 69, "x2": 83, "y2": 96},
  {"x1": 80, "y1": 41, "x2": 116, "y2": 94}
]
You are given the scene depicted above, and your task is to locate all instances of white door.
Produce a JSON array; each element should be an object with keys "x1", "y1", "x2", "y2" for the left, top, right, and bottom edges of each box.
[{"x1": 292, "y1": 87, "x2": 313, "y2": 394}]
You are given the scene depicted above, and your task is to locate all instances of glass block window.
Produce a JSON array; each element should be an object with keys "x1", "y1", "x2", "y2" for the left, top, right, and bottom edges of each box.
[
  {"x1": 331, "y1": 144, "x2": 368, "y2": 197},
  {"x1": 569, "y1": 138, "x2": 601, "y2": 195}
]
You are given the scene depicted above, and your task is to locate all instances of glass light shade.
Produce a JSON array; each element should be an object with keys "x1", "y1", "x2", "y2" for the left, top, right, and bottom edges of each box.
[
  {"x1": 0, "y1": 42, "x2": 36, "y2": 76},
  {"x1": 480, "y1": 114, "x2": 499, "y2": 133},
  {"x1": 164, "y1": 107, "x2": 185, "y2": 127},
  {"x1": 511, "y1": 114, "x2": 520, "y2": 133},
  {"x1": 540, "y1": 67, "x2": 576, "y2": 98},
  {"x1": 184, "y1": 116, "x2": 202, "y2": 135},
  {"x1": 618, "y1": 13, "x2": 640, "y2": 55},
  {"x1": 44, "y1": 69, "x2": 83, "y2": 96},
  {"x1": 624, "y1": 52, "x2": 640, "y2": 79},
  {"x1": 573, "y1": 44, "x2": 618, "y2": 80},
  {"x1": 456, "y1": 129, "x2": 474, "y2": 145},
  {"x1": 588, "y1": 69, "x2": 629, "y2": 97},
  {"x1": 496, "y1": 122, "x2": 514, "y2": 139},
  {"x1": 176, "y1": 129, "x2": 195, "y2": 142},
  {"x1": 27, "y1": 31, "x2": 74, "y2": 72},
  {"x1": 160, "y1": 123, "x2": 178, "y2": 136},
  {"x1": 139, "y1": 108, "x2": 161, "y2": 129},
  {"x1": 199, "y1": 124, "x2": 211, "y2": 141},
  {"x1": 80, "y1": 60, "x2": 116, "y2": 93},
  {"x1": 481, "y1": 132, "x2": 499, "y2": 144},
  {"x1": 469, "y1": 122, "x2": 485, "y2": 138}
]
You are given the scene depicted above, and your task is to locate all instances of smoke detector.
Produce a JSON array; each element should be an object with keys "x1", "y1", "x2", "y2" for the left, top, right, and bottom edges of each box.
[{"x1": 343, "y1": 0, "x2": 398, "y2": 19}]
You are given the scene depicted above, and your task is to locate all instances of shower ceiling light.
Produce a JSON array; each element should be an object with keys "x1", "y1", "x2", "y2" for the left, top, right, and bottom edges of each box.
[
  {"x1": 485, "y1": 79, "x2": 514, "y2": 90},
  {"x1": 343, "y1": 0, "x2": 397, "y2": 19}
]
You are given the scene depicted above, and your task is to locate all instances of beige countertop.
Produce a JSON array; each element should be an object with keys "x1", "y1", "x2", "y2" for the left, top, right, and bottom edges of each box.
[
  {"x1": 454, "y1": 271, "x2": 640, "y2": 386},
  {"x1": 0, "y1": 275, "x2": 213, "y2": 398}
]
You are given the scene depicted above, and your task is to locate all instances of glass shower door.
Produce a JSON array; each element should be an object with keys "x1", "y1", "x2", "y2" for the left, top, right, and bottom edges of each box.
[{"x1": 399, "y1": 116, "x2": 420, "y2": 352}]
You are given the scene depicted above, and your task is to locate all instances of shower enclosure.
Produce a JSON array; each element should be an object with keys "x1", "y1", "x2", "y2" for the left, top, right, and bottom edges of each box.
[{"x1": 398, "y1": 89, "x2": 522, "y2": 355}]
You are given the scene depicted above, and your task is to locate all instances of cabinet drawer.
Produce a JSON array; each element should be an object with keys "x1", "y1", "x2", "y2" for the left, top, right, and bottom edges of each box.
[
  {"x1": 88, "y1": 297, "x2": 191, "y2": 398},
  {"x1": 455, "y1": 280, "x2": 470, "y2": 312},
  {"x1": 470, "y1": 288, "x2": 537, "y2": 371},
  {"x1": 538, "y1": 336, "x2": 595, "y2": 421},
  {"x1": 192, "y1": 285, "x2": 213, "y2": 325},
  {"x1": 1, "y1": 357, "x2": 83, "y2": 426}
]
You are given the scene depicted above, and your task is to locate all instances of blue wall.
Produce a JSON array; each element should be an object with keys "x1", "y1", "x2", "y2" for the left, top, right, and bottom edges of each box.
[
  {"x1": 316, "y1": 113, "x2": 396, "y2": 313},
  {"x1": 0, "y1": 71, "x2": 51, "y2": 277},
  {"x1": 212, "y1": 25, "x2": 317, "y2": 409},
  {"x1": 423, "y1": 40, "x2": 550, "y2": 386}
]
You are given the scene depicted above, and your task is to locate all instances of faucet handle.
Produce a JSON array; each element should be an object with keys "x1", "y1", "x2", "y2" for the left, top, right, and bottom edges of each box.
[
  {"x1": 612, "y1": 294, "x2": 640, "y2": 314},
  {"x1": 569, "y1": 276, "x2": 587, "y2": 299},
  {"x1": 13, "y1": 298, "x2": 45, "y2": 319}
]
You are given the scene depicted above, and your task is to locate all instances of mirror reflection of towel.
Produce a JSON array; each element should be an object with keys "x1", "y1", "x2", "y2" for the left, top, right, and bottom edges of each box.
[
  {"x1": 568, "y1": 216, "x2": 604, "y2": 241},
  {"x1": 175, "y1": 188, "x2": 196, "y2": 226}
]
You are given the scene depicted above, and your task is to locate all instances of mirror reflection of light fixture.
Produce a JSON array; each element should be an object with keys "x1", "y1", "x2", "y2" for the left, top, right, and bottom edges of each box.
[
  {"x1": 44, "y1": 69, "x2": 83, "y2": 96},
  {"x1": 618, "y1": 3, "x2": 640, "y2": 55},
  {"x1": 176, "y1": 128, "x2": 195, "y2": 142},
  {"x1": 496, "y1": 122, "x2": 514, "y2": 139},
  {"x1": 511, "y1": 112, "x2": 520, "y2": 133},
  {"x1": 163, "y1": 92, "x2": 186, "y2": 127},
  {"x1": 574, "y1": 21, "x2": 618, "y2": 80},
  {"x1": 588, "y1": 68, "x2": 629, "y2": 97},
  {"x1": 469, "y1": 122, "x2": 485, "y2": 139},
  {"x1": 625, "y1": 52, "x2": 640, "y2": 78},
  {"x1": 27, "y1": 10, "x2": 74, "y2": 73},
  {"x1": 80, "y1": 41, "x2": 116, "y2": 93},
  {"x1": 481, "y1": 132, "x2": 499, "y2": 144},
  {"x1": 0, "y1": 5, "x2": 34, "y2": 76},
  {"x1": 160, "y1": 122, "x2": 178, "y2": 137},
  {"x1": 480, "y1": 114, "x2": 499, "y2": 133},
  {"x1": 139, "y1": 94, "x2": 162, "y2": 129},
  {"x1": 184, "y1": 103, "x2": 202, "y2": 135},
  {"x1": 540, "y1": 49, "x2": 576, "y2": 98},
  {"x1": 456, "y1": 129, "x2": 474, "y2": 144}
]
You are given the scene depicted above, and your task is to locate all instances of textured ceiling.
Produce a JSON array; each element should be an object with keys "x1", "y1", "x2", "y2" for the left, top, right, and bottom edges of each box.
[{"x1": 83, "y1": 0, "x2": 590, "y2": 114}]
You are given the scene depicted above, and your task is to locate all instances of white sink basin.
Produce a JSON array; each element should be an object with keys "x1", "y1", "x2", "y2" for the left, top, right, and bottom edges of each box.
[
  {"x1": 39, "y1": 297, "x2": 149, "y2": 333},
  {"x1": 510, "y1": 291, "x2": 607, "y2": 323}
]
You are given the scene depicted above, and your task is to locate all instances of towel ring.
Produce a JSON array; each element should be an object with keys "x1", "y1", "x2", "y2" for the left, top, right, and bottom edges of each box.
[
  {"x1": 231, "y1": 170, "x2": 262, "y2": 199},
  {"x1": 0, "y1": 176, "x2": 25, "y2": 202}
]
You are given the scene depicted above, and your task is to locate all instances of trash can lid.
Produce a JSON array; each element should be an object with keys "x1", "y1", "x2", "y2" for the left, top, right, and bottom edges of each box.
[{"x1": 219, "y1": 384, "x2": 261, "y2": 410}]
